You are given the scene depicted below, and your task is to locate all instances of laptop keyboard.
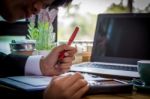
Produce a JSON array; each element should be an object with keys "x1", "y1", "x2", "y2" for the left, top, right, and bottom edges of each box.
[{"x1": 77, "y1": 63, "x2": 138, "y2": 72}]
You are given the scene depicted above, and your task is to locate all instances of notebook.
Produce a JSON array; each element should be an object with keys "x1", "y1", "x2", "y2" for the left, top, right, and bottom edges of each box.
[
  {"x1": 71, "y1": 13, "x2": 150, "y2": 79},
  {"x1": 0, "y1": 76, "x2": 52, "y2": 91},
  {"x1": 0, "y1": 73, "x2": 133, "y2": 94},
  {"x1": 0, "y1": 74, "x2": 107, "y2": 92}
]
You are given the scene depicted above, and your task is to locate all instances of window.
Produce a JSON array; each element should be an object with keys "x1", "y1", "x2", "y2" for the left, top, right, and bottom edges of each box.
[{"x1": 57, "y1": 0, "x2": 150, "y2": 43}]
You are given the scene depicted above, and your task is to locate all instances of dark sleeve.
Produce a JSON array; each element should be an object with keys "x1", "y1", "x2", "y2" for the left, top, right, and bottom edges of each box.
[{"x1": 0, "y1": 52, "x2": 28, "y2": 77}]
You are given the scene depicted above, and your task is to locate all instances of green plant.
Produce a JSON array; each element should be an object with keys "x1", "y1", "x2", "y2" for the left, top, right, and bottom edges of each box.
[{"x1": 27, "y1": 21, "x2": 55, "y2": 50}]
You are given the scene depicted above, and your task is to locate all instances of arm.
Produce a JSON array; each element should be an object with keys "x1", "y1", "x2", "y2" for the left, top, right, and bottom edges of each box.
[
  {"x1": 0, "y1": 44, "x2": 76, "y2": 77},
  {"x1": 0, "y1": 52, "x2": 28, "y2": 77}
]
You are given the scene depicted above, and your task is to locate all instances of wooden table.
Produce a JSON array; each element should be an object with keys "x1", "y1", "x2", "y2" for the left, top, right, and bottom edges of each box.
[{"x1": 83, "y1": 92, "x2": 150, "y2": 99}]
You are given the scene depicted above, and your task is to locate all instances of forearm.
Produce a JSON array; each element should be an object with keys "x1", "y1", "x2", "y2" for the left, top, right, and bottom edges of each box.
[{"x1": 0, "y1": 53, "x2": 28, "y2": 77}]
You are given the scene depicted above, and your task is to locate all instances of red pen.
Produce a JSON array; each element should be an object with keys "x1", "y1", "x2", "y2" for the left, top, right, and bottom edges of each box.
[{"x1": 58, "y1": 26, "x2": 79, "y2": 60}]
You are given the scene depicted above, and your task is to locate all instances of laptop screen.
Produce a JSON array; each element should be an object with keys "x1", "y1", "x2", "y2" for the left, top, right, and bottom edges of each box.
[{"x1": 91, "y1": 13, "x2": 150, "y2": 64}]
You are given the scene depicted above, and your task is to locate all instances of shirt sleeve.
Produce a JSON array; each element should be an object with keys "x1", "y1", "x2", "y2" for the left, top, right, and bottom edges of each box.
[{"x1": 25, "y1": 55, "x2": 43, "y2": 75}]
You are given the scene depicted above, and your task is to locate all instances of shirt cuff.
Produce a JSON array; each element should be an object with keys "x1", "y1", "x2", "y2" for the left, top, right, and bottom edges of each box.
[{"x1": 25, "y1": 55, "x2": 43, "y2": 75}]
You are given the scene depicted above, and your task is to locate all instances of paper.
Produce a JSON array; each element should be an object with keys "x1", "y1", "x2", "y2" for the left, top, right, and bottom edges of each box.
[
  {"x1": 61, "y1": 72, "x2": 109, "y2": 81},
  {"x1": 8, "y1": 76, "x2": 52, "y2": 87}
]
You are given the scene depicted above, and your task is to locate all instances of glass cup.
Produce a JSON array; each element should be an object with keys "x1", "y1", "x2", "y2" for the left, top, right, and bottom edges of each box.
[{"x1": 10, "y1": 40, "x2": 36, "y2": 56}]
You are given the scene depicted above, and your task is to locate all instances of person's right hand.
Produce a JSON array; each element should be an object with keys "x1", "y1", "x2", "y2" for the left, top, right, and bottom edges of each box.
[
  {"x1": 40, "y1": 44, "x2": 77, "y2": 76},
  {"x1": 43, "y1": 72, "x2": 89, "y2": 99}
]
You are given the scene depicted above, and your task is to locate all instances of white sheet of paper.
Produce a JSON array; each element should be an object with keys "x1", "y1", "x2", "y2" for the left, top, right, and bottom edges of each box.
[{"x1": 8, "y1": 76, "x2": 52, "y2": 87}]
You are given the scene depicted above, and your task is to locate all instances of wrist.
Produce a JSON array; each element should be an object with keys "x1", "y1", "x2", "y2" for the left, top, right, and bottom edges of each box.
[
  {"x1": 40, "y1": 56, "x2": 47, "y2": 75},
  {"x1": 40, "y1": 56, "x2": 55, "y2": 76}
]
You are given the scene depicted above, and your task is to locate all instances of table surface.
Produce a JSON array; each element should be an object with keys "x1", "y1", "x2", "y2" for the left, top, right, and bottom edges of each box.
[
  {"x1": 1, "y1": 83, "x2": 150, "y2": 99},
  {"x1": 83, "y1": 93, "x2": 150, "y2": 99}
]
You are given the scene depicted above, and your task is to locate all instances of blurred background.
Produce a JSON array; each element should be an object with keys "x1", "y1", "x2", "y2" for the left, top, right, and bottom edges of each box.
[{"x1": 0, "y1": 0, "x2": 150, "y2": 57}]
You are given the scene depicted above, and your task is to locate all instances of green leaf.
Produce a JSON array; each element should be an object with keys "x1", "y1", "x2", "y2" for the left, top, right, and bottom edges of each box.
[{"x1": 28, "y1": 21, "x2": 55, "y2": 50}]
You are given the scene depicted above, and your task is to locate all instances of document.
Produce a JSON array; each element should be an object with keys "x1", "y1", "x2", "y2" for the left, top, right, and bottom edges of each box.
[
  {"x1": 0, "y1": 72, "x2": 109, "y2": 92},
  {"x1": 0, "y1": 76, "x2": 52, "y2": 91}
]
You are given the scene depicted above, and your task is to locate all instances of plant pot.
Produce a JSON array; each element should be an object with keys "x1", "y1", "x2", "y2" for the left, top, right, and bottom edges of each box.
[{"x1": 37, "y1": 50, "x2": 50, "y2": 56}]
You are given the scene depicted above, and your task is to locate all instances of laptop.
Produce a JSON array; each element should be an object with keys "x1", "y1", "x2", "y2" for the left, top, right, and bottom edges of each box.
[{"x1": 71, "y1": 13, "x2": 150, "y2": 79}]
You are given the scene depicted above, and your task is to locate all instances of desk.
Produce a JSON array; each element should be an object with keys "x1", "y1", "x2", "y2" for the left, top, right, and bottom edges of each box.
[
  {"x1": 0, "y1": 53, "x2": 150, "y2": 99},
  {"x1": 1, "y1": 83, "x2": 150, "y2": 99},
  {"x1": 84, "y1": 94, "x2": 150, "y2": 99},
  {"x1": 0, "y1": 84, "x2": 43, "y2": 99},
  {"x1": 83, "y1": 93, "x2": 150, "y2": 99}
]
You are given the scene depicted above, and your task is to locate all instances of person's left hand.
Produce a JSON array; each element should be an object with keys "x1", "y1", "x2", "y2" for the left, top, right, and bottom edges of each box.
[{"x1": 40, "y1": 44, "x2": 77, "y2": 76}]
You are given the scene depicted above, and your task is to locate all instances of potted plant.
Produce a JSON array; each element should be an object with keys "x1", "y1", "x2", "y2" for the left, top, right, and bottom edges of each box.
[{"x1": 27, "y1": 9, "x2": 57, "y2": 56}]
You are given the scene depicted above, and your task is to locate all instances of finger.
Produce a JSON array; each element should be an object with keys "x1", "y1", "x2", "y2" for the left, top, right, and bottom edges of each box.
[
  {"x1": 66, "y1": 79, "x2": 88, "y2": 96},
  {"x1": 53, "y1": 73, "x2": 84, "y2": 92},
  {"x1": 65, "y1": 45, "x2": 77, "y2": 51},
  {"x1": 50, "y1": 73, "x2": 81, "y2": 90},
  {"x1": 57, "y1": 63, "x2": 72, "y2": 72},
  {"x1": 61, "y1": 57, "x2": 74, "y2": 63},
  {"x1": 55, "y1": 44, "x2": 76, "y2": 53},
  {"x1": 53, "y1": 44, "x2": 67, "y2": 53},
  {"x1": 73, "y1": 56, "x2": 75, "y2": 61},
  {"x1": 54, "y1": 64, "x2": 71, "y2": 74},
  {"x1": 71, "y1": 85, "x2": 89, "y2": 99},
  {"x1": 58, "y1": 69, "x2": 70, "y2": 74},
  {"x1": 64, "y1": 73, "x2": 84, "y2": 87},
  {"x1": 59, "y1": 64, "x2": 71, "y2": 70},
  {"x1": 59, "y1": 62, "x2": 72, "y2": 68},
  {"x1": 64, "y1": 49, "x2": 77, "y2": 57},
  {"x1": 53, "y1": 75, "x2": 71, "y2": 83},
  {"x1": 49, "y1": 75, "x2": 72, "y2": 91},
  {"x1": 50, "y1": 76, "x2": 58, "y2": 82}
]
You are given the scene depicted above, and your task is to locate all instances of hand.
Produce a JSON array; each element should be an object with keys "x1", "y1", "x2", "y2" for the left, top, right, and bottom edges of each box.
[
  {"x1": 40, "y1": 44, "x2": 77, "y2": 76},
  {"x1": 43, "y1": 73, "x2": 89, "y2": 99}
]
